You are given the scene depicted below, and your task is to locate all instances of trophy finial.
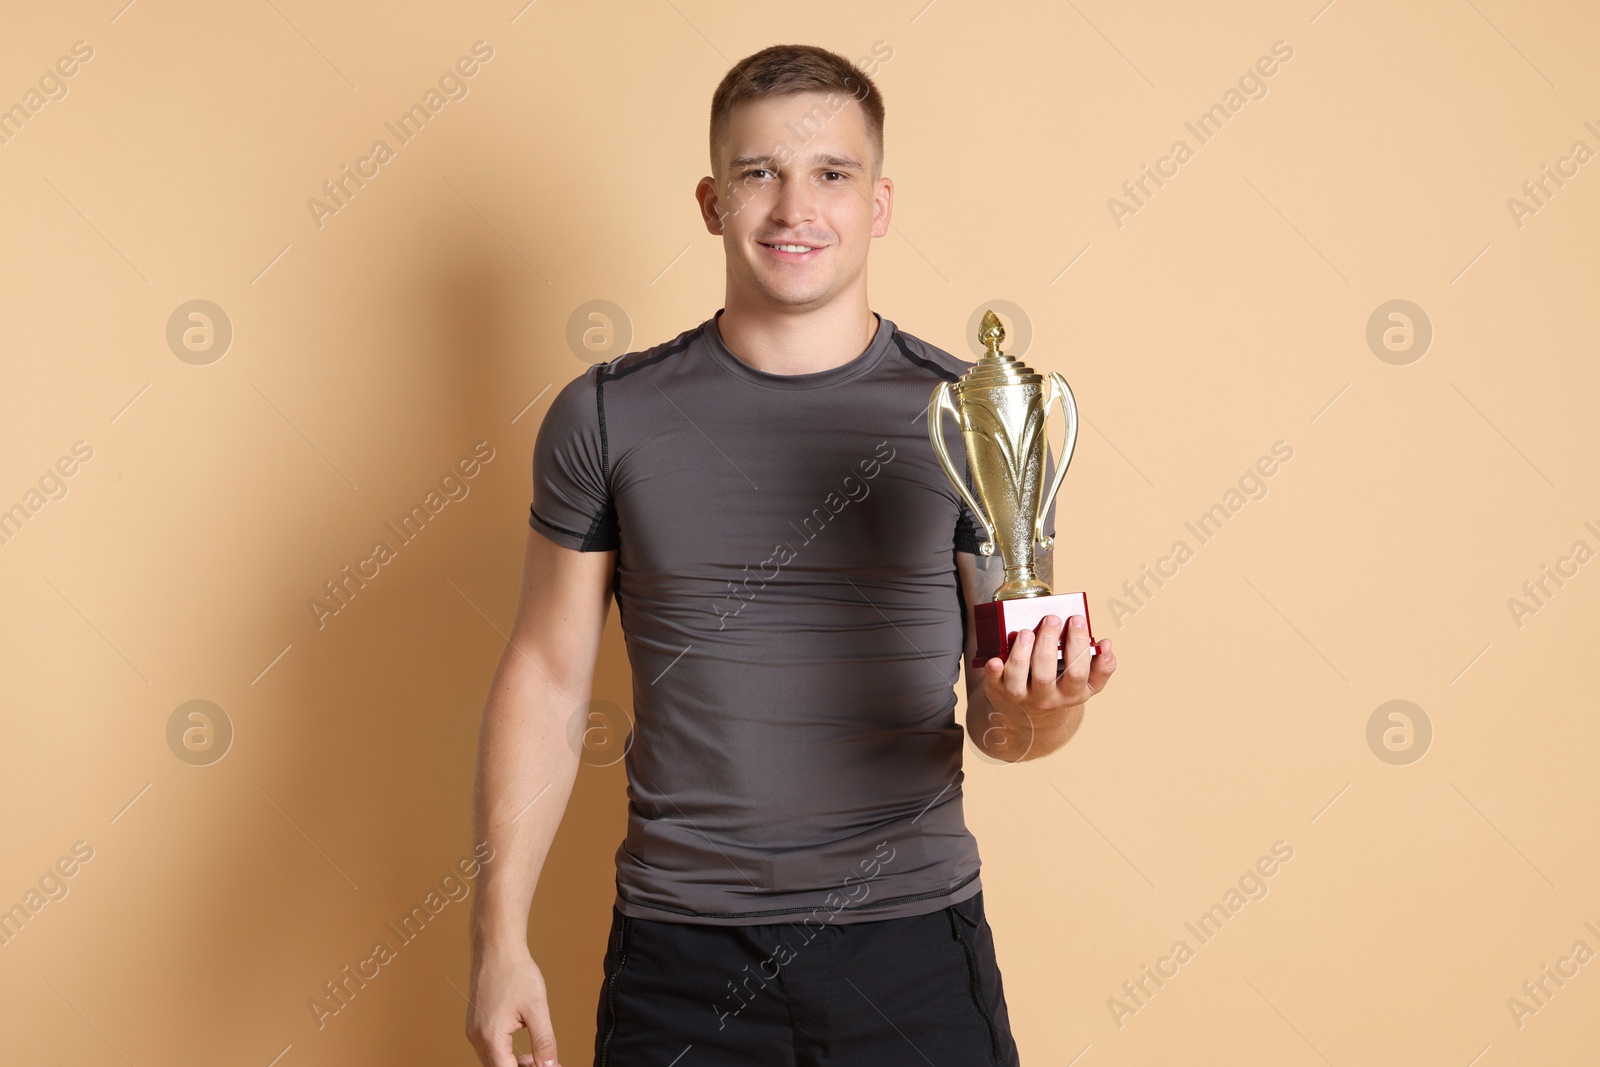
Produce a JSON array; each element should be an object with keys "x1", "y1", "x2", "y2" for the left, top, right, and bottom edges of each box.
[{"x1": 978, "y1": 309, "x2": 1005, "y2": 356}]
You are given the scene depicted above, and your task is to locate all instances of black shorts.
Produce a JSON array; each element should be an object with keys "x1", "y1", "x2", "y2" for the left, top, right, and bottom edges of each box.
[{"x1": 592, "y1": 889, "x2": 1020, "y2": 1066}]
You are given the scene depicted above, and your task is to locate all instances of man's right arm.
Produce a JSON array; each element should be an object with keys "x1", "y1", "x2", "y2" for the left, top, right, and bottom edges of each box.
[{"x1": 466, "y1": 525, "x2": 616, "y2": 1067}]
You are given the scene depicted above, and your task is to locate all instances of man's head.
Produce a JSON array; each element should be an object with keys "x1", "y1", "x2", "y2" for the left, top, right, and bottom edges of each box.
[{"x1": 697, "y1": 44, "x2": 892, "y2": 313}]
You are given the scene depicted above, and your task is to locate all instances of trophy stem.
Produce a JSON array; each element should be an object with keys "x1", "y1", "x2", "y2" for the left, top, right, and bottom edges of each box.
[{"x1": 997, "y1": 565, "x2": 1050, "y2": 600}]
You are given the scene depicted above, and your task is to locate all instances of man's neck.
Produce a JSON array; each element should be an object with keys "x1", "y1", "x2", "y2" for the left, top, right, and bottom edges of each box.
[{"x1": 715, "y1": 294, "x2": 880, "y2": 377}]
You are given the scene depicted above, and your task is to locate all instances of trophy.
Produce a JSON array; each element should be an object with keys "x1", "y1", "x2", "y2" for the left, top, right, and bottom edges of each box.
[{"x1": 928, "y1": 310, "x2": 1096, "y2": 669}]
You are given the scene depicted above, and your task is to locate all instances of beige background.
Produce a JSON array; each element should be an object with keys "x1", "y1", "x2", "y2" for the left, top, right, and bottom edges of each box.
[{"x1": 2, "y1": 0, "x2": 1597, "y2": 1063}]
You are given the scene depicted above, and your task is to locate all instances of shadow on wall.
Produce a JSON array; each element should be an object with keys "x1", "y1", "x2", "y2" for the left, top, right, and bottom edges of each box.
[
  {"x1": 191, "y1": 215, "x2": 632, "y2": 1065},
  {"x1": 433, "y1": 242, "x2": 635, "y2": 1066}
]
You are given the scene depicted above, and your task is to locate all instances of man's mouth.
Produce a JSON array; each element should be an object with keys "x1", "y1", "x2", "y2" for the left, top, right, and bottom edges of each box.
[{"x1": 759, "y1": 241, "x2": 824, "y2": 260}]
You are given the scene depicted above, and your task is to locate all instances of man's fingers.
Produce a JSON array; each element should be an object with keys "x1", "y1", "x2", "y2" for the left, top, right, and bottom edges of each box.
[
  {"x1": 475, "y1": 1027, "x2": 519, "y2": 1067},
  {"x1": 1029, "y1": 616, "x2": 1064, "y2": 696},
  {"x1": 523, "y1": 1004, "x2": 560, "y2": 1067},
  {"x1": 527, "y1": 999, "x2": 562, "y2": 1067},
  {"x1": 980, "y1": 652, "x2": 1003, "y2": 686},
  {"x1": 530, "y1": 1027, "x2": 561, "y2": 1067},
  {"x1": 1085, "y1": 636, "x2": 1117, "y2": 694},
  {"x1": 995, "y1": 620, "x2": 1112, "y2": 705},
  {"x1": 1000, "y1": 627, "x2": 1033, "y2": 698},
  {"x1": 465, "y1": 1000, "x2": 516, "y2": 1067},
  {"x1": 468, "y1": 1009, "x2": 557, "y2": 1067},
  {"x1": 1060, "y1": 615, "x2": 1097, "y2": 680}
]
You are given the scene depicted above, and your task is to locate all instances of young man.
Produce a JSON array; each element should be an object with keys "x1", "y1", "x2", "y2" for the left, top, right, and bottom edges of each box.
[{"x1": 466, "y1": 44, "x2": 1116, "y2": 1067}]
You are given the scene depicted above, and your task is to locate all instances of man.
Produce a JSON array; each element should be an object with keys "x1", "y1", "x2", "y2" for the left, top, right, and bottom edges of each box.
[{"x1": 466, "y1": 43, "x2": 1116, "y2": 1067}]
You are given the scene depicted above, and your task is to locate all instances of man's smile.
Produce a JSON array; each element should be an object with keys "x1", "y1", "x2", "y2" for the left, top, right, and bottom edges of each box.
[{"x1": 758, "y1": 240, "x2": 825, "y2": 262}]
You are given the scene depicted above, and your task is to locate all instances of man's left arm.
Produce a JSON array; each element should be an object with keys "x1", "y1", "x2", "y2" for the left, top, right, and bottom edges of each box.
[{"x1": 956, "y1": 542, "x2": 1117, "y2": 763}]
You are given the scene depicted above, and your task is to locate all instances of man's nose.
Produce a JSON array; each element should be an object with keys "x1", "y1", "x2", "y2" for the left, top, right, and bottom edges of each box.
[{"x1": 770, "y1": 175, "x2": 820, "y2": 229}]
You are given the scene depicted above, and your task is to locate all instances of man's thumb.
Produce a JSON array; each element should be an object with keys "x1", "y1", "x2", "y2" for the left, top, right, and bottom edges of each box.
[{"x1": 527, "y1": 1005, "x2": 560, "y2": 1067}]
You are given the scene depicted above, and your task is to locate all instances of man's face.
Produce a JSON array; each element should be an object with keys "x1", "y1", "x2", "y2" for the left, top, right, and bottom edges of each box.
[{"x1": 697, "y1": 91, "x2": 892, "y2": 312}]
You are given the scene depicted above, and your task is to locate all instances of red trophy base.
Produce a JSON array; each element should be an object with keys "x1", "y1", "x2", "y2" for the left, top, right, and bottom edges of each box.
[{"x1": 972, "y1": 592, "x2": 1096, "y2": 669}]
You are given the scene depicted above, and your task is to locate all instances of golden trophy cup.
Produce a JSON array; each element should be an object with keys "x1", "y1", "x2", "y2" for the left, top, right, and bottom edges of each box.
[{"x1": 928, "y1": 309, "x2": 1096, "y2": 668}]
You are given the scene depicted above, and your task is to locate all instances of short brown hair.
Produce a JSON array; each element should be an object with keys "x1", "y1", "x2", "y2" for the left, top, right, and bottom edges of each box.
[{"x1": 709, "y1": 44, "x2": 886, "y2": 178}]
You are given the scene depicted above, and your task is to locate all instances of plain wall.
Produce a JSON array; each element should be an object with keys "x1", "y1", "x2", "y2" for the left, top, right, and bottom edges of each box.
[{"x1": 1, "y1": 1, "x2": 1597, "y2": 1064}]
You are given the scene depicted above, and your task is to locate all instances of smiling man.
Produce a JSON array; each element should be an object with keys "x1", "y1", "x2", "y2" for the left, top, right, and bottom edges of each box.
[{"x1": 466, "y1": 43, "x2": 1115, "y2": 1067}]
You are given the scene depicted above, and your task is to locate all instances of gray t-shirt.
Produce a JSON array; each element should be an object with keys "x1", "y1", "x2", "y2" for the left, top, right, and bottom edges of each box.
[{"x1": 529, "y1": 308, "x2": 1055, "y2": 926}]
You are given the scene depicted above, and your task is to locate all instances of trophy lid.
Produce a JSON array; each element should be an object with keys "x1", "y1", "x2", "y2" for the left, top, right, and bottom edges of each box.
[{"x1": 964, "y1": 309, "x2": 1042, "y2": 388}]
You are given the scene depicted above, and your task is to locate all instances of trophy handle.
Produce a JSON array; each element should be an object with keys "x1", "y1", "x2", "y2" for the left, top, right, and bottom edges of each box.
[
  {"x1": 1035, "y1": 370, "x2": 1079, "y2": 550},
  {"x1": 928, "y1": 382, "x2": 998, "y2": 555}
]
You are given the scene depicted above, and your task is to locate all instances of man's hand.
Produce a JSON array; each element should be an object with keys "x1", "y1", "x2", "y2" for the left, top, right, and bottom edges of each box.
[
  {"x1": 971, "y1": 614, "x2": 1116, "y2": 762},
  {"x1": 982, "y1": 613, "x2": 1114, "y2": 710},
  {"x1": 465, "y1": 940, "x2": 562, "y2": 1067}
]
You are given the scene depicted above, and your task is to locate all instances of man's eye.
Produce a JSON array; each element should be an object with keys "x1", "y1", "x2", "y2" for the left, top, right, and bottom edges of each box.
[
  {"x1": 822, "y1": 171, "x2": 846, "y2": 181},
  {"x1": 742, "y1": 168, "x2": 771, "y2": 179}
]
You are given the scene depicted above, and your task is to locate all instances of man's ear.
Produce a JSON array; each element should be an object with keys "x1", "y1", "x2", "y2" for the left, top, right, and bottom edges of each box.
[
  {"x1": 696, "y1": 176, "x2": 724, "y2": 235},
  {"x1": 871, "y1": 176, "x2": 893, "y2": 238}
]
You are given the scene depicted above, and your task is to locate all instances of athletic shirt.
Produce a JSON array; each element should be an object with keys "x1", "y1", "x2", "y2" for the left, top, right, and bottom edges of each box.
[{"x1": 529, "y1": 308, "x2": 1055, "y2": 926}]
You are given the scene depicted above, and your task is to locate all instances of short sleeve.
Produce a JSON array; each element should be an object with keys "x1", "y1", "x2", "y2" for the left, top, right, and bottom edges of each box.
[{"x1": 528, "y1": 367, "x2": 620, "y2": 551}]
